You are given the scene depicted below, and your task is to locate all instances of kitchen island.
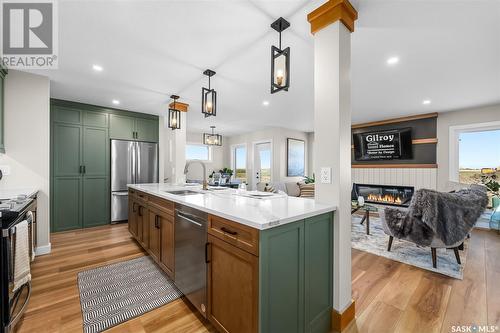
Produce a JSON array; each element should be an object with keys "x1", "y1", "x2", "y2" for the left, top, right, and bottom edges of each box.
[{"x1": 128, "y1": 183, "x2": 336, "y2": 333}]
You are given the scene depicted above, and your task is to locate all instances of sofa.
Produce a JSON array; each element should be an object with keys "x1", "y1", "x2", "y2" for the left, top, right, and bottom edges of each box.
[{"x1": 256, "y1": 181, "x2": 313, "y2": 197}]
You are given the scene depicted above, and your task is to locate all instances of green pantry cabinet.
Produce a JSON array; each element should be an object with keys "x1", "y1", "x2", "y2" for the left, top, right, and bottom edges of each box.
[
  {"x1": 50, "y1": 100, "x2": 158, "y2": 232},
  {"x1": 0, "y1": 65, "x2": 7, "y2": 153}
]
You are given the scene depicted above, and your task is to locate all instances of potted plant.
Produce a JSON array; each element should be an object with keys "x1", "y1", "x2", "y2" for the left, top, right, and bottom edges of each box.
[
  {"x1": 303, "y1": 174, "x2": 315, "y2": 184},
  {"x1": 480, "y1": 174, "x2": 500, "y2": 208},
  {"x1": 219, "y1": 167, "x2": 234, "y2": 182}
]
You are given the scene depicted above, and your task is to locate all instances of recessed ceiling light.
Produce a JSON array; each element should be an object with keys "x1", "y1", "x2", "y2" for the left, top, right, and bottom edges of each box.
[
  {"x1": 92, "y1": 64, "x2": 103, "y2": 72},
  {"x1": 386, "y1": 57, "x2": 399, "y2": 65},
  {"x1": 112, "y1": 99, "x2": 120, "y2": 105},
  {"x1": 422, "y1": 100, "x2": 431, "y2": 105},
  {"x1": 262, "y1": 101, "x2": 270, "y2": 106}
]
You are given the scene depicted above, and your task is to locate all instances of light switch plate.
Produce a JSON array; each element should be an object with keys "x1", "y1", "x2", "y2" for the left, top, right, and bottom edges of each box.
[
  {"x1": 320, "y1": 167, "x2": 331, "y2": 184},
  {"x1": 0, "y1": 165, "x2": 11, "y2": 176}
]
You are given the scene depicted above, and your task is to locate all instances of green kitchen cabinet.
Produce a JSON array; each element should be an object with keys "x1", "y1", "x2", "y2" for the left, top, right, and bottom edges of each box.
[
  {"x1": 109, "y1": 114, "x2": 136, "y2": 140},
  {"x1": 0, "y1": 65, "x2": 8, "y2": 153},
  {"x1": 259, "y1": 213, "x2": 333, "y2": 333},
  {"x1": 51, "y1": 99, "x2": 158, "y2": 232},
  {"x1": 82, "y1": 177, "x2": 109, "y2": 228},
  {"x1": 51, "y1": 103, "x2": 110, "y2": 232},
  {"x1": 109, "y1": 114, "x2": 158, "y2": 142},
  {"x1": 52, "y1": 177, "x2": 82, "y2": 231},
  {"x1": 82, "y1": 126, "x2": 109, "y2": 227},
  {"x1": 135, "y1": 117, "x2": 159, "y2": 142}
]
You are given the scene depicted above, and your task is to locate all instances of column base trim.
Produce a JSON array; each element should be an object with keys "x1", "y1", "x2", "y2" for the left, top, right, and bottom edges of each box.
[
  {"x1": 332, "y1": 300, "x2": 356, "y2": 332},
  {"x1": 35, "y1": 243, "x2": 51, "y2": 256}
]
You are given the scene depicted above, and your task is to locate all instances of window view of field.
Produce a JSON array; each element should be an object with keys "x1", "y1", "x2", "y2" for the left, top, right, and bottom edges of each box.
[
  {"x1": 258, "y1": 148, "x2": 272, "y2": 183},
  {"x1": 459, "y1": 130, "x2": 500, "y2": 184},
  {"x1": 234, "y1": 145, "x2": 247, "y2": 182}
]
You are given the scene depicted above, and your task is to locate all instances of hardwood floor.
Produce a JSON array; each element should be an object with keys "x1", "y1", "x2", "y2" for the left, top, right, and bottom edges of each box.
[
  {"x1": 14, "y1": 224, "x2": 499, "y2": 333},
  {"x1": 15, "y1": 224, "x2": 215, "y2": 333},
  {"x1": 347, "y1": 229, "x2": 500, "y2": 333}
]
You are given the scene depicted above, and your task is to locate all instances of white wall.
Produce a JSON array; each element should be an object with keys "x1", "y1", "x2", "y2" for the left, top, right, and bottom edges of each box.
[
  {"x1": 185, "y1": 131, "x2": 225, "y2": 181},
  {"x1": 0, "y1": 70, "x2": 50, "y2": 253},
  {"x1": 437, "y1": 103, "x2": 500, "y2": 191},
  {"x1": 352, "y1": 168, "x2": 437, "y2": 190},
  {"x1": 224, "y1": 127, "x2": 310, "y2": 189},
  {"x1": 159, "y1": 112, "x2": 187, "y2": 184}
]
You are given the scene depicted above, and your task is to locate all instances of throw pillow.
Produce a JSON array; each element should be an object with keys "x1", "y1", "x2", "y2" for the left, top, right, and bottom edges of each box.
[{"x1": 299, "y1": 183, "x2": 315, "y2": 198}]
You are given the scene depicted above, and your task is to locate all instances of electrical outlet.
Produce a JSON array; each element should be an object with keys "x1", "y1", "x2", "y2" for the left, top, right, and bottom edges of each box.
[
  {"x1": 320, "y1": 167, "x2": 331, "y2": 184},
  {"x1": 0, "y1": 165, "x2": 11, "y2": 176}
]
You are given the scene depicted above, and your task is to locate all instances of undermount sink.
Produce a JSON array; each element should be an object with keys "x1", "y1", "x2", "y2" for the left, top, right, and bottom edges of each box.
[{"x1": 164, "y1": 190, "x2": 201, "y2": 196}]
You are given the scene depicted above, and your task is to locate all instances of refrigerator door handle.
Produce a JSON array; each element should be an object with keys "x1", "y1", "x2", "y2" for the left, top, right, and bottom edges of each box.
[
  {"x1": 132, "y1": 142, "x2": 137, "y2": 184},
  {"x1": 136, "y1": 142, "x2": 141, "y2": 184}
]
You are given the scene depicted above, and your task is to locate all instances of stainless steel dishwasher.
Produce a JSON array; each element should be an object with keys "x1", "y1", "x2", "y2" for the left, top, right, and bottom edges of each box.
[{"x1": 174, "y1": 204, "x2": 208, "y2": 317}]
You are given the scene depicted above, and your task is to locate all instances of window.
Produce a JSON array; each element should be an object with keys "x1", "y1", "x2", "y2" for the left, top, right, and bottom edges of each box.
[
  {"x1": 186, "y1": 144, "x2": 210, "y2": 161},
  {"x1": 459, "y1": 130, "x2": 500, "y2": 183},
  {"x1": 232, "y1": 144, "x2": 247, "y2": 182}
]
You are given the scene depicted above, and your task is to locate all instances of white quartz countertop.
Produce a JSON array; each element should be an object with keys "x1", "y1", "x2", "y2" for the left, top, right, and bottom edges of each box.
[
  {"x1": 128, "y1": 183, "x2": 336, "y2": 230},
  {"x1": 0, "y1": 188, "x2": 38, "y2": 200}
]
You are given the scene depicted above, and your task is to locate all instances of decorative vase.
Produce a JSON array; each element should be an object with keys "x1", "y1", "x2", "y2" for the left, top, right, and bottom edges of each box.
[{"x1": 358, "y1": 196, "x2": 365, "y2": 206}]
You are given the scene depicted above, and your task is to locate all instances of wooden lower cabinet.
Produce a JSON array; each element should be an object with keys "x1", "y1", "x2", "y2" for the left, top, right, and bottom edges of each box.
[
  {"x1": 148, "y1": 209, "x2": 161, "y2": 262},
  {"x1": 128, "y1": 198, "x2": 138, "y2": 237},
  {"x1": 148, "y1": 206, "x2": 175, "y2": 278},
  {"x1": 128, "y1": 192, "x2": 175, "y2": 280},
  {"x1": 159, "y1": 212, "x2": 175, "y2": 277},
  {"x1": 207, "y1": 234, "x2": 259, "y2": 333},
  {"x1": 136, "y1": 203, "x2": 149, "y2": 249}
]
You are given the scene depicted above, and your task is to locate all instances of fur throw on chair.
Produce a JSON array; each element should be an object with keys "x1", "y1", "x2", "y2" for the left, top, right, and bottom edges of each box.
[{"x1": 383, "y1": 186, "x2": 488, "y2": 247}]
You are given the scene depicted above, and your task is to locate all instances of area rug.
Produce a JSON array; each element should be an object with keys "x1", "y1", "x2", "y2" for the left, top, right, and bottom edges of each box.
[
  {"x1": 351, "y1": 215, "x2": 468, "y2": 279},
  {"x1": 77, "y1": 256, "x2": 182, "y2": 333}
]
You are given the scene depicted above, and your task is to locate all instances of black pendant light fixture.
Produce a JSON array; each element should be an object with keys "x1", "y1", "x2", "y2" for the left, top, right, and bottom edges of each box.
[
  {"x1": 270, "y1": 17, "x2": 290, "y2": 94},
  {"x1": 202, "y1": 69, "x2": 217, "y2": 117},
  {"x1": 203, "y1": 126, "x2": 222, "y2": 146},
  {"x1": 168, "y1": 95, "x2": 181, "y2": 130}
]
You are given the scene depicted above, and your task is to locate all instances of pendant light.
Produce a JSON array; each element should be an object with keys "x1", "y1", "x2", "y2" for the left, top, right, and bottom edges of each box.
[
  {"x1": 203, "y1": 126, "x2": 222, "y2": 146},
  {"x1": 270, "y1": 17, "x2": 290, "y2": 94},
  {"x1": 202, "y1": 69, "x2": 217, "y2": 117},
  {"x1": 168, "y1": 95, "x2": 181, "y2": 130}
]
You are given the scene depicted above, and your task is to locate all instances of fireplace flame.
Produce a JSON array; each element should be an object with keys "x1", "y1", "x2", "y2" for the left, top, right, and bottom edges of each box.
[{"x1": 367, "y1": 193, "x2": 403, "y2": 205}]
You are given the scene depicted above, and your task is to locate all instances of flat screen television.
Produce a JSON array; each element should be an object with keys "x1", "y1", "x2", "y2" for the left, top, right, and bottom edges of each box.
[{"x1": 353, "y1": 128, "x2": 412, "y2": 161}]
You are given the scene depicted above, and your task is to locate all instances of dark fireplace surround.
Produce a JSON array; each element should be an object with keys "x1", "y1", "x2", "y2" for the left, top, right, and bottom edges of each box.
[{"x1": 352, "y1": 183, "x2": 415, "y2": 207}]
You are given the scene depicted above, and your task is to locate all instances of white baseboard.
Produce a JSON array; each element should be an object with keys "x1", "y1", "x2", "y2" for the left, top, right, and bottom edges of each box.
[{"x1": 35, "y1": 243, "x2": 51, "y2": 256}]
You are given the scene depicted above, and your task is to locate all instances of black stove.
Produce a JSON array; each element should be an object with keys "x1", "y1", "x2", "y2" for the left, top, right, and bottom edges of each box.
[
  {"x1": 0, "y1": 198, "x2": 34, "y2": 230},
  {"x1": 1, "y1": 194, "x2": 37, "y2": 333}
]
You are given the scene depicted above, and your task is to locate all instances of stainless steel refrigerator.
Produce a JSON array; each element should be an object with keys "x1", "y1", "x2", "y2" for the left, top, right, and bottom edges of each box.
[{"x1": 111, "y1": 140, "x2": 158, "y2": 222}]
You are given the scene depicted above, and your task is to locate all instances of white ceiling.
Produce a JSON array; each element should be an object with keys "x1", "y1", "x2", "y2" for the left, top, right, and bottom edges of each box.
[{"x1": 30, "y1": 0, "x2": 500, "y2": 135}]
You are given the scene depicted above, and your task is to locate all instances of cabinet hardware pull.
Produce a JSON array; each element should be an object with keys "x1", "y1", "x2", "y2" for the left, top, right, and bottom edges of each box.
[
  {"x1": 82, "y1": 165, "x2": 86, "y2": 174},
  {"x1": 132, "y1": 202, "x2": 137, "y2": 212},
  {"x1": 79, "y1": 165, "x2": 83, "y2": 174},
  {"x1": 155, "y1": 215, "x2": 160, "y2": 229},
  {"x1": 138, "y1": 206, "x2": 142, "y2": 217},
  {"x1": 205, "y1": 242, "x2": 210, "y2": 263},
  {"x1": 221, "y1": 227, "x2": 238, "y2": 235}
]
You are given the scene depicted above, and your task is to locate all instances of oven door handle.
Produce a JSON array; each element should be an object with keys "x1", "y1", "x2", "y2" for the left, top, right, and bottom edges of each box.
[{"x1": 7, "y1": 282, "x2": 32, "y2": 330}]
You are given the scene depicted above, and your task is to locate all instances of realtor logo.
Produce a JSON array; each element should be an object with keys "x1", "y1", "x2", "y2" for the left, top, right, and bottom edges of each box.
[{"x1": 1, "y1": 0, "x2": 58, "y2": 69}]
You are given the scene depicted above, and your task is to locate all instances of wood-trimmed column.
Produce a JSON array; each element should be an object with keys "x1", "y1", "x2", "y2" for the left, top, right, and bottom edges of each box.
[
  {"x1": 159, "y1": 101, "x2": 189, "y2": 184},
  {"x1": 307, "y1": 1, "x2": 357, "y2": 331}
]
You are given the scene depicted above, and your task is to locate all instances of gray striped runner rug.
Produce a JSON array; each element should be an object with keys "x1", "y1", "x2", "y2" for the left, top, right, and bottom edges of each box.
[{"x1": 77, "y1": 256, "x2": 182, "y2": 333}]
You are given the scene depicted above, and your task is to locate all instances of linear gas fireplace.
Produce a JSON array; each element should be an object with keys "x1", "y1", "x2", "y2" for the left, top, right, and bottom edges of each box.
[{"x1": 352, "y1": 183, "x2": 415, "y2": 207}]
